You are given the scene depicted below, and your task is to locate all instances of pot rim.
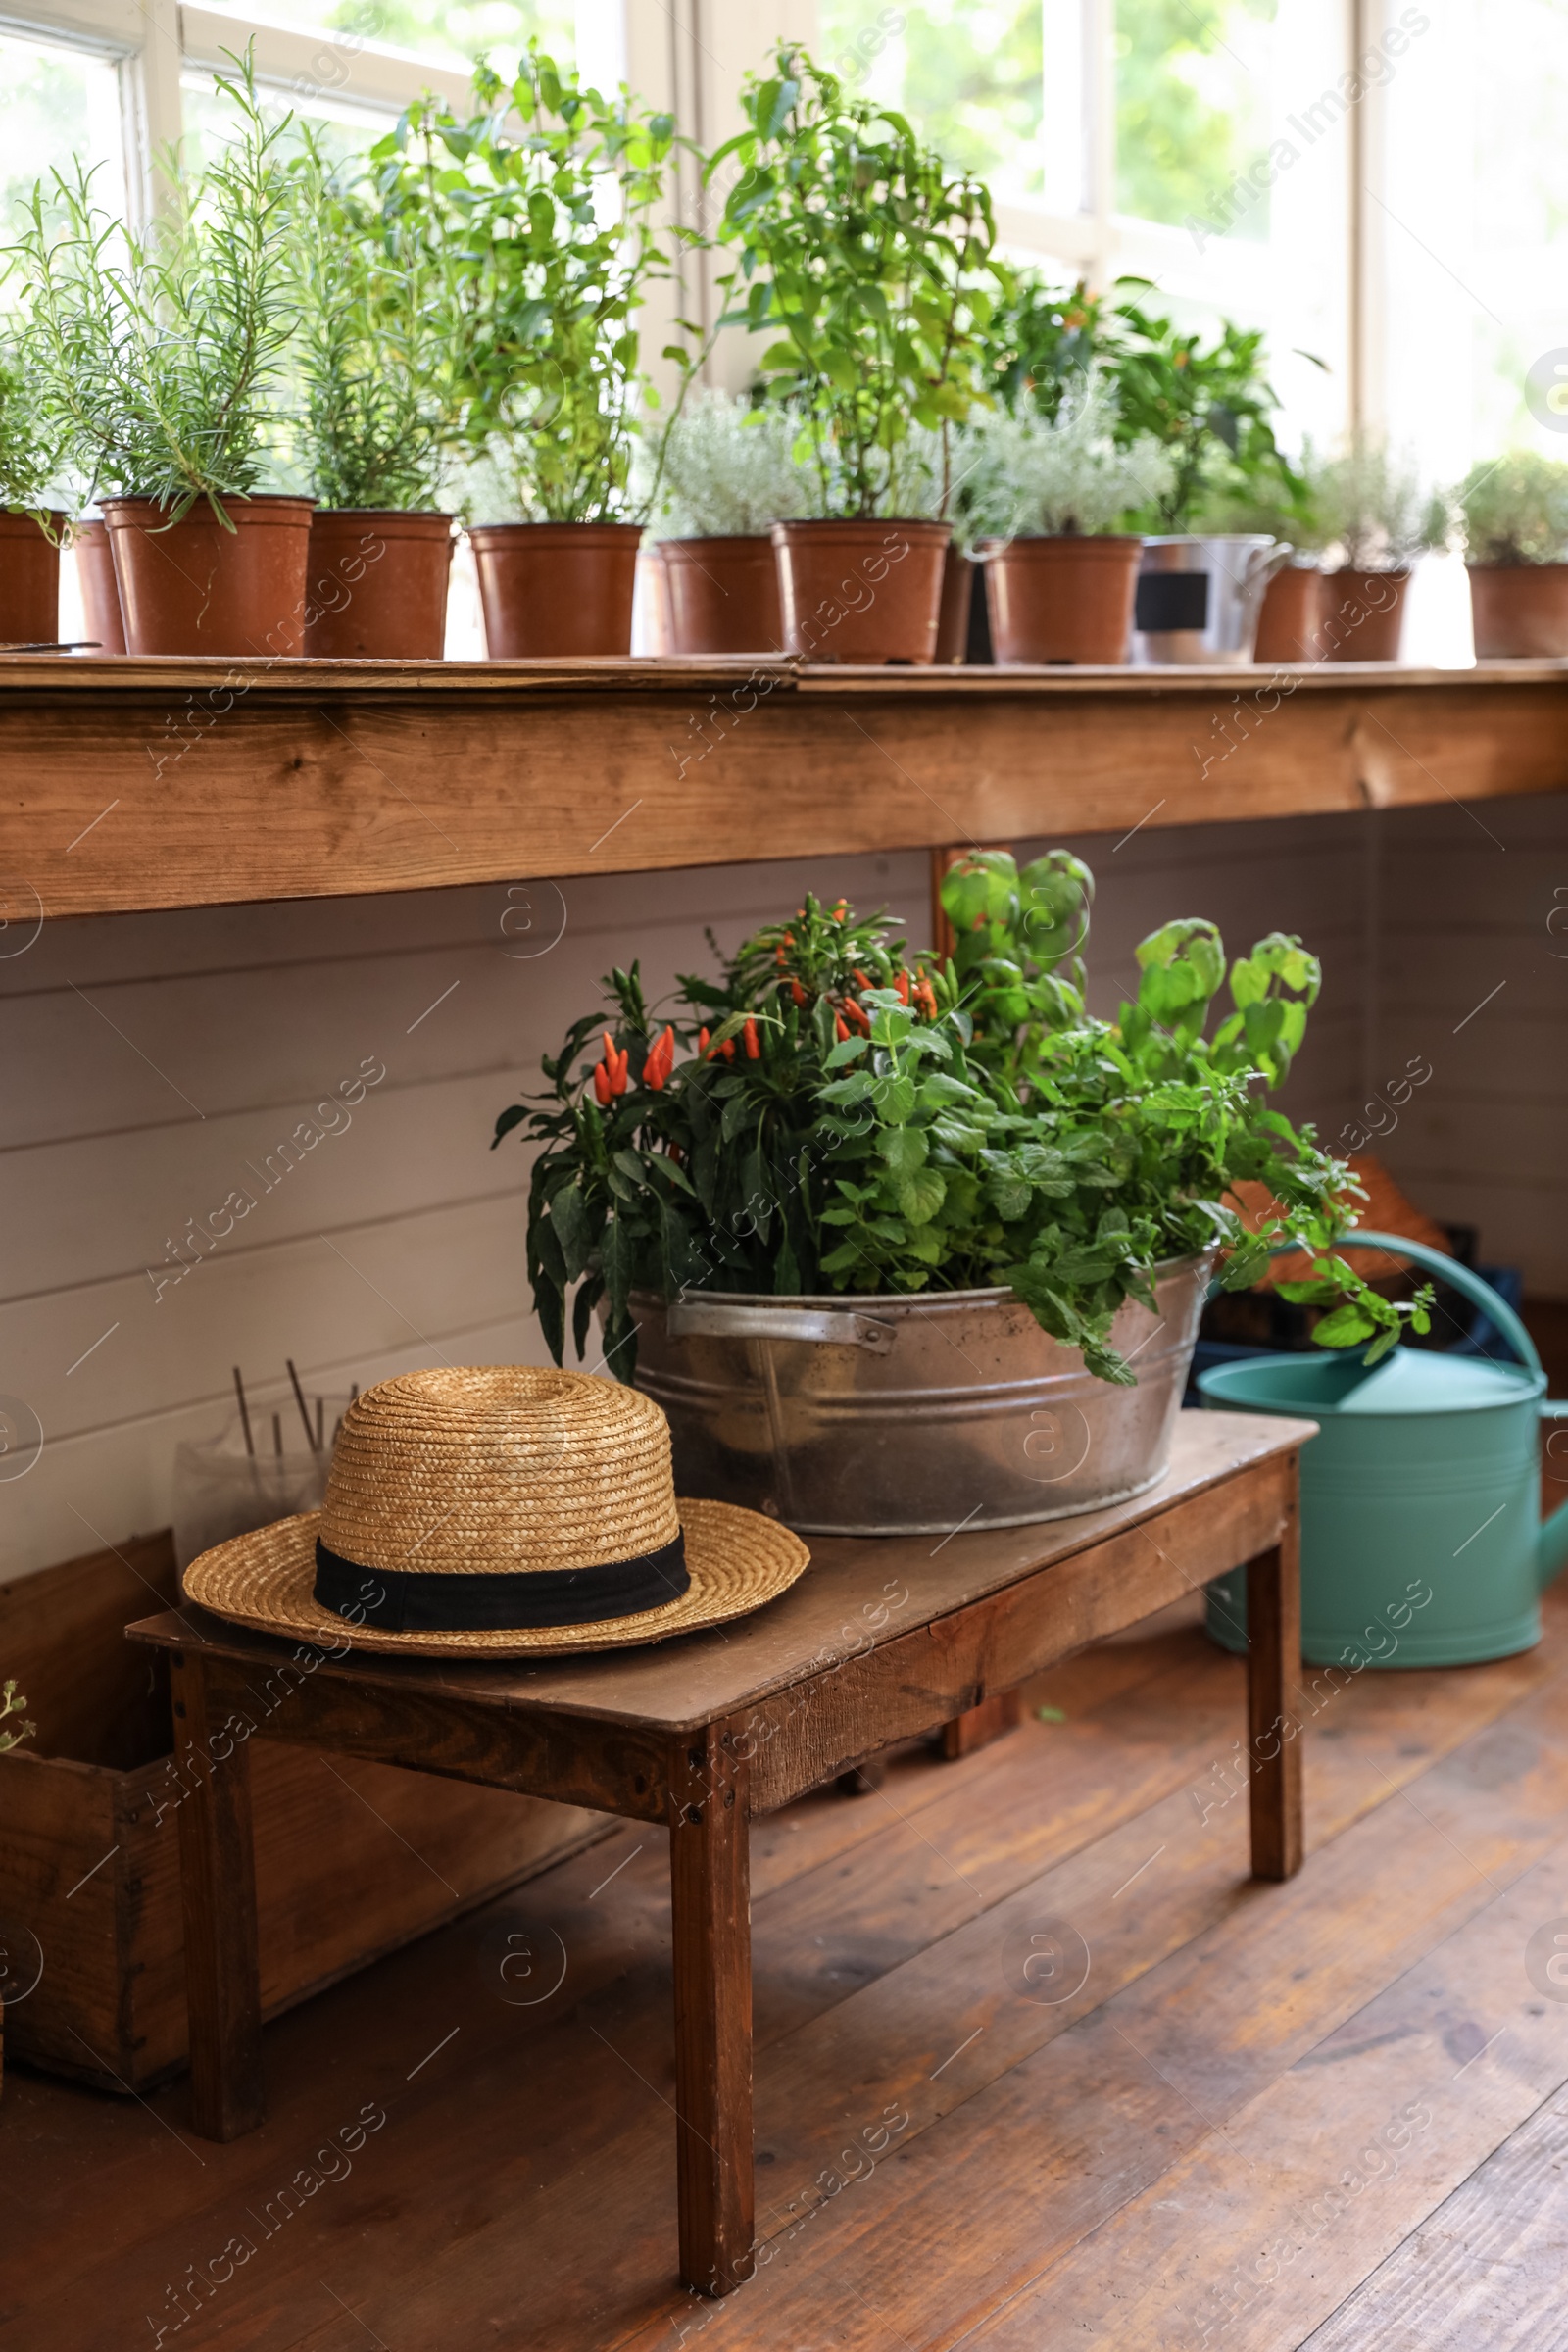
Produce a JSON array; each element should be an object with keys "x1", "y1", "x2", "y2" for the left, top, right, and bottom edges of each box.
[
  {"x1": 658, "y1": 532, "x2": 775, "y2": 551},
  {"x1": 466, "y1": 518, "x2": 645, "y2": 539},
  {"x1": 309, "y1": 507, "x2": 455, "y2": 524},
  {"x1": 978, "y1": 532, "x2": 1144, "y2": 554},
  {"x1": 631, "y1": 1249, "x2": 1216, "y2": 1314},
  {"x1": 1465, "y1": 559, "x2": 1568, "y2": 574},
  {"x1": 100, "y1": 492, "x2": 317, "y2": 515},
  {"x1": 770, "y1": 515, "x2": 953, "y2": 537}
]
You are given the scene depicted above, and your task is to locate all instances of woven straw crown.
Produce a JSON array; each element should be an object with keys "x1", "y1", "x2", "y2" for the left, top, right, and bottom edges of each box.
[
  {"x1": 321, "y1": 1366, "x2": 679, "y2": 1578},
  {"x1": 181, "y1": 1363, "x2": 810, "y2": 1657}
]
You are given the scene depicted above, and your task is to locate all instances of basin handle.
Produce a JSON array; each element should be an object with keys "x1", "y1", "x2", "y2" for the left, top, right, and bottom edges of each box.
[{"x1": 665, "y1": 1299, "x2": 895, "y2": 1353}]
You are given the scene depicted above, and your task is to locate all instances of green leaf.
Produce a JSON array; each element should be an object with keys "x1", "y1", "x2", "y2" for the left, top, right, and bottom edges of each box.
[{"x1": 877, "y1": 1126, "x2": 929, "y2": 1176}]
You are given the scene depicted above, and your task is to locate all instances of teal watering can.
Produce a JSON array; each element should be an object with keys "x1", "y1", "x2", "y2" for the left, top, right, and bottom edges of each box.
[{"x1": 1200, "y1": 1234, "x2": 1568, "y2": 1669}]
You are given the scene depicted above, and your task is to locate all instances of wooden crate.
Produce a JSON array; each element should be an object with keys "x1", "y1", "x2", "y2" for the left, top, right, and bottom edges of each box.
[{"x1": 0, "y1": 1532, "x2": 612, "y2": 2091}]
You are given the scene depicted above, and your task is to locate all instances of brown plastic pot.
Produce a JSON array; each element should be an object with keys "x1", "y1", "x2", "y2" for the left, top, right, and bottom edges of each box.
[
  {"x1": 771, "y1": 518, "x2": 951, "y2": 664},
  {"x1": 0, "y1": 511, "x2": 65, "y2": 647},
  {"x1": 468, "y1": 521, "x2": 642, "y2": 658},
  {"x1": 934, "y1": 547, "x2": 974, "y2": 665},
  {"x1": 1466, "y1": 563, "x2": 1568, "y2": 658},
  {"x1": 304, "y1": 511, "x2": 454, "y2": 660},
  {"x1": 1319, "y1": 567, "x2": 1409, "y2": 662},
  {"x1": 73, "y1": 519, "x2": 125, "y2": 654},
  {"x1": 1253, "y1": 563, "x2": 1325, "y2": 664},
  {"x1": 660, "y1": 536, "x2": 783, "y2": 655},
  {"x1": 102, "y1": 495, "x2": 316, "y2": 658},
  {"x1": 981, "y1": 534, "x2": 1142, "y2": 665}
]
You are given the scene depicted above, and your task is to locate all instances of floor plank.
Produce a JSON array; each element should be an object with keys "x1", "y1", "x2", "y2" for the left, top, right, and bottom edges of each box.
[{"x1": 1300, "y1": 2079, "x2": 1568, "y2": 2352}]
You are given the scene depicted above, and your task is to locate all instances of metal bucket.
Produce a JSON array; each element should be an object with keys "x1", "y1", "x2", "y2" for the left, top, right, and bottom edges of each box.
[
  {"x1": 1131, "y1": 535, "x2": 1291, "y2": 665},
  {"x1": 628, "y1": 1253, "x2": 1215, "y2": 1535}
]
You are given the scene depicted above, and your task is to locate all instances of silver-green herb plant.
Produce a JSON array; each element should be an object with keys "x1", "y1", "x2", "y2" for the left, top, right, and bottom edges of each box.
[
  {"x1": 961, "y1": 373, "x2": 1175, "y2": 539},
  {"x1": 639, "y1": 390, "x2": 808, "y2": 539},
  {"x1": 284, "y1": 133, "x2": 445, "y2": 512},
  {"x1": 1454, "y1": 449, "x2": 1568, "y2": 565},
  {"x1": 1307, "y1": 435, "x2": 1448, "y2": 570},
  {"x1": 9, "y1": 50, "x2": 295, "y2": 522}
]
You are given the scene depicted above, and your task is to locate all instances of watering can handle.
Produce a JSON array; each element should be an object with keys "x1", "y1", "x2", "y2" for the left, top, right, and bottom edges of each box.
[{"x1": 1239, "y1": 1229, "x2": 1544, "y2": 1382}]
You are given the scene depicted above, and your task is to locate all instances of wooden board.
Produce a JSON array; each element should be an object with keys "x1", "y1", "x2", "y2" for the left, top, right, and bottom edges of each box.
[
  {"x1": 2, "y1": 661, "x2": 1565, "y2": 917},
  {"x1": 125, "y1": 1412, "x2": 1311, "y2": 1740}
]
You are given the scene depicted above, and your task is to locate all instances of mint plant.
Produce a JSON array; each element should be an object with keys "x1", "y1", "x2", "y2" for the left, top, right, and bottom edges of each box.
[
  {"x1": 373, "y1": 47, "x2": 679, "y2": 523},
  {"x1": 497, "y1": 854, "x2": 1426, "y2": 1382}
]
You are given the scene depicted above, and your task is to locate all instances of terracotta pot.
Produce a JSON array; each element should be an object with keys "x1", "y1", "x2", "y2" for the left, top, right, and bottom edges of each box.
[
  {"x1": 1467, "y1": 563, "x2": 1568, "y2": 658},
  {"x1": 73, "y1": 519, "x2": 125, "y2": 654},
  {"x1": 981, "y1": 535, "x2": 1142, "y2": 665},
  {"x1": 771, "y1": 519, "x2": 951, "y2": 664},
  {"x1": 0, "y1": 511, "x2": 65, "y2": 647},
  {"x1": 1319, "y1": 567, "x2": 1409, "y2": 662},
  {"x1": 660, "y1": 536, "x2": 783, "y2": 655},
  {"x1": 304, "y1": 511, "x2": 453, "y2": 659},
  {"x1": 468, "y1": 521, "x2": 642, "y2": 658},
  {"x1": 1253, "y1": 563, "x2": 1325, "y2": 664},
  {"x1": 934, "y1": 547, "x2": 974, "y2": 665},
  {"x1": 102, "y1": 495, "x2": 316, "y2": 658}
]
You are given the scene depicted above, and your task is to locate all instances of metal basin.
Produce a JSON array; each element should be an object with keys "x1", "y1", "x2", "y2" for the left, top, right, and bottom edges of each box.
[
  {"x1": 1131, "y1": 535, "x2": 1290, "y2": 664},
  {"x1": 629, "y1": 1253, "x2": 1215, "y2": 1535}
]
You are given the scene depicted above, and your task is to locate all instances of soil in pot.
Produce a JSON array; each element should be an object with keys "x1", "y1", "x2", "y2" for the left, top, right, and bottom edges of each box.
[
  {"x1": 0, "y1": 511, "x2": 66, "y2": 646},
  {"x1": 468, "y1": 521, "x2": 643, "y2": 658},
  {"x1": 661, "y1": 536, "x2": 783, "y2": 655},
  {"x1": 934, "y1": 546, "x2": 974, "y2": 664},
  {"x1": 304, "y1": 511, "x2": 454, "y2": 659},
  {"x1": 771, "y1": 518, "x2": 951, "y2": 664},
  {"x1": 102, "y1": 495, "x2": 316, "y2": 658},
  {"x1": 73, "y1": 519, "x2": 125, "y2": 654},
  {"x1": 982, "y1": 534, "x2": 1142, "y2": 665},
  {"x1": 1319, "y1": 566, "x2": 1409, "y2": 662},
  {"x1": 1253, "y1": 563, "x2": 1325, "y2": 664},
  {"x1": 1467, "y1": 563, "x2": 1568, "y2": 658}
]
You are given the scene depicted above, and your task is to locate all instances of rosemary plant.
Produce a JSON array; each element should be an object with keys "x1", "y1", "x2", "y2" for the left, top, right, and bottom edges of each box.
[{"x1": 9, "y1": 51, "x2": 294, "y2": 521}]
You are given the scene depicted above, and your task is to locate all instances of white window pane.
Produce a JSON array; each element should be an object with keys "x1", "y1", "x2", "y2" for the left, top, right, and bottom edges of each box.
[
  {"x1": 817, "y1": 0, "x2": 1046, "y2": 203},
  {"x1": 0, "y1": 28, "x2": 126, "y2": 238},
  {"x1": 1114, "y1": 0, "x2": 1351, "y2": 452},
  {"x1": 1381, "y1": 0, "x2": 1568, "y2": 483},
  {"x1": 195, "y1": 0, "x2": 573, "y2": 76}
]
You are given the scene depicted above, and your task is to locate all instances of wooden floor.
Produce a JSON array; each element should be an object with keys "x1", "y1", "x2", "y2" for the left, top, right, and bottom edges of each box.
[{"x1": 4, "y1": 1582, "x2": 1568, "y2": 2351}]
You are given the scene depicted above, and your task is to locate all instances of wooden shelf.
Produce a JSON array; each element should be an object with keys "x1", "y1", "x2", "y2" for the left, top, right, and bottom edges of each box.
[{"x1": 4, "y1": 654, "x2": 1566, "y2": 919}]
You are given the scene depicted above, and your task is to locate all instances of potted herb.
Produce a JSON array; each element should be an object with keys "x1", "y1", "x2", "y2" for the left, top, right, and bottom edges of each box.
[
  {"x1": 495, "y1": 855, "x2": 1419, "y2": 1533},
  {"x1": 961, "y1": 376, "x2": 1174, "y2": 663},
  {"x1": 1454, "y1": 450, "x2": 1568, "y2": 657},
  {"x1": 286, "y1": 137, "x2": 452, "y2": 660},
  {"x1": 375, "y1": 48, "x2": 676, "y2": 660},
  {"x1": 12, "y1": 53, "x2": 311, "y2": 658},
  {"x1": 0, "y1": 350, "x2": 68, "y2": 648},
  {"x1": 639, "y1": 391, "x2": 808, "y2": 654},
  {"x1": 707, "y1": 46, "x2": 994, "y2": 664},
  {"x1": 1308, "y1": 436, "x2": 1448, "y2": 662}
]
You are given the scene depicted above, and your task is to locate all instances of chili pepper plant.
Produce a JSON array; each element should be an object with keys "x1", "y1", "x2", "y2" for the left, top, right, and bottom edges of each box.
[{"x1": 495, "y1": 852, "x2": 1429, "y2": 1384}]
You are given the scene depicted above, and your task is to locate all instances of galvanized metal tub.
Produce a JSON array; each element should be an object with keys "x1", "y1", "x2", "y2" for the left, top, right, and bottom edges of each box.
[{"x1": 629, "y1": 1252, "x2": 1215, "y2": 1535}]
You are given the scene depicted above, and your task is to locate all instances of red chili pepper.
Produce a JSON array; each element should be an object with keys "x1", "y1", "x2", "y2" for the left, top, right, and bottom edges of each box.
[
  {"x1": 791, "y1": 979, "x2": 808, "y2": 1007},
  {"x1": 698, "y1": 1026, "x2": 710, "y2": 1053},
  {"x1": 721, "y1": 1037, "x2": 735, "y2": 1061},
  {"x1": 896, "y1": 969, "x2": 910, "y2": 1004},
  {"x1": 643, "y1": 1024, "x2": 675, "y2": 1090},
  {"x1": 593, "y1": 1061, "x2": 612, "y2": 1107},
  {"x1": 743, "y1": 1015, "x2": 760, "y2": 1059},
  {"x1": 853, "y1": 967, "x2": 871, "y2": 988},
  {"x1": 835, "y1": 1013, "x2": 850, "y2": 1043}
]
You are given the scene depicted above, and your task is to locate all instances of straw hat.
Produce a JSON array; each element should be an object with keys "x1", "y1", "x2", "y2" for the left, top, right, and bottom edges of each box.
[{"x1": 182, "y1": 1366, "x2": 809, "y2": 1657}]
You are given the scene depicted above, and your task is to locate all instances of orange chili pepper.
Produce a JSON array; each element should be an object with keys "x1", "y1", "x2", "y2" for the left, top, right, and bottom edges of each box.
[
  {"x1": 835, "y1": 1013, "x2": 850, "y2": 1043},
  {"x1": 743, "y1": 1015, "x2": 760, "y2": 1059},
  {"x1": 593, "y1": 1062, "x2": 612, "y2": 1107},
  {"x1": 643, "y1": 1024, "x2": 675, "y2": 1090},
  {"x1": 791, "y1": 979, "x2": 808, "y2": 1007},
  {"x1": 853, "y1": 967, "x2": 871, "y2": 988},
  {"x1": 722, "y1": 1037, "x2": 735, "y2": 1061},
  {"x1": 896, "y1": 969, "x2": 910, "y2": 1004},
  {"x1": 698, "y1": 1026, "x2": 710, "y2": 1052}
]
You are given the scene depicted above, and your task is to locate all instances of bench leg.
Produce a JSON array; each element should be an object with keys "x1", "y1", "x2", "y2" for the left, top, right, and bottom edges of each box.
[
  {"x1": 172, "y1": 1652, "x2": 265, "y2": 2139},
  {"x1": 669, "y1": 1731, "x2": 753, "y2": 2297},
  {"x1": 1247, "y1": 1520, "x2": 1304, "y2": 1882},
  {"x1": 939, "y1": 1689, "x2": 1022, "y2": 1760}
]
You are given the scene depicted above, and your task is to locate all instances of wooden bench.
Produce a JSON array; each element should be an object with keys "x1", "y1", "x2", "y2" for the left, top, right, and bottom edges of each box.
[{"x1": 125, "y1": 1408, "x2": 1310, "y2": 2298}]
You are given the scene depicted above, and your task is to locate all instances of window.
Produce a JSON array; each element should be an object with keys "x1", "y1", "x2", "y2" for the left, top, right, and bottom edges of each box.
[{"x1": 0, "y1": 24, "x2": 125, "y2": 237}]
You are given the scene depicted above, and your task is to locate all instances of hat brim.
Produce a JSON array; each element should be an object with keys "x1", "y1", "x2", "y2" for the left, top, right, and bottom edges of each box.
[{"x1": 181, "y1": 1496, "x2": 810, "y2": 1658}]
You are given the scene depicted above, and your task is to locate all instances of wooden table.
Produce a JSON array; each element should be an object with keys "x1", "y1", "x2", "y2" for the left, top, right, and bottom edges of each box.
[{"x1": 126, "y1": 1408, "x2": 1310, "y2": 2298}]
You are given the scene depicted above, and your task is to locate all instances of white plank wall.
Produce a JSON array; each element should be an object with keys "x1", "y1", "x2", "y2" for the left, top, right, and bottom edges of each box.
[{"x1": 0, "y1": 799, "x2": 1522, "y2": 1586}]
